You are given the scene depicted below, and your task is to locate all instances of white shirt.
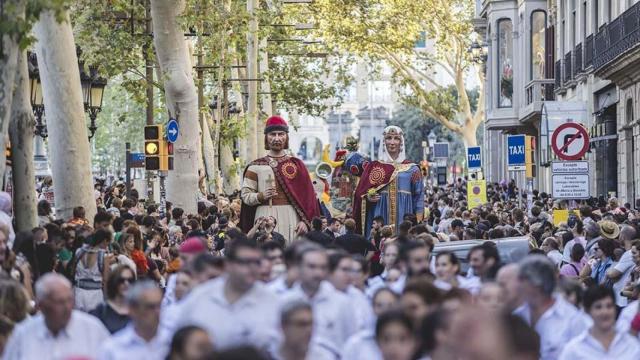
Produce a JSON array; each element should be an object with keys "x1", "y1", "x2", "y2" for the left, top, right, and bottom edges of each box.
[
  {"x1": 612, "y1": 249, "x2": 635, "y2": 307},
  {"x1": 161, "y1": 273, "x2": 177, "y2": 308},
  {"x1": 3, "y1": 310, "x2": 109, "y2": 360},
  {"x1": 281, "y1": 281, "x2": 358, "y2": 353},
  {"x1": 616, "y1": 300, "x2": 639, "y2": 338},
  {"x1": 514, "y1": 296, "x2": 589, "y2": 360},
  {"x1": 345, "y1": 286, "x2": 375, "y2": 331},
  {"x1": 269, "y1": 338, "x2": 339, "y2": 360},
  {"x1": 341, "y1": 330, "x2": 383, "y2": 360},
  {"x1": 173, "y1": 276, "x2": 280, "y2": 351},
  {"x1": 547, "y1": 249, "x2": 564, "y2": 268},
  {"x1": 434, "y1": 275, "x2": 481, "y2": 295},
  {"x1": 267, "y1": 275, "x2": 294, "y2": 295},
  {"x1": 98, "y1": 325, "x2": 169, "y2": 360},
  {"x1": 558, "y1": 329, "x2": 640, "y2": 360}
]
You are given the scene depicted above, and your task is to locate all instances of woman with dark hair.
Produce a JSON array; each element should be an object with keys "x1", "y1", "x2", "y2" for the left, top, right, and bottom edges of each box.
[
  {"x1": 375, "y1": 311, "x2": 417, "y2": 360},
  {"x1": 559, "y1": 286, "x2": 640, "y2": 359},
  {"x1": 89, "y1": 265, "x2": 134, "y2": 333},
  {"x1": 36, "y1": 200, "x2": 55, "y2": 227},
  {"x1": 580, "y1": 238, "x2": 615, "y2": 286},
  {"x1": 0, "y1": 279, "x2": 29, "y2": 323},
  {"x1": 434, "y1": 251, "x2": 480, "y2": 295},
  {"x1": 416, "y1": 309, "x2": 453, "y2": 359},
  {"x1": 560, "y1": 243, "x2": 586, "y2": 278},
  {"x1": 166, "y1": 326, "x2": 213, "y2": 360},
  {"x1": 401, "y1": 279, "x2": 442, "y2": 328}
]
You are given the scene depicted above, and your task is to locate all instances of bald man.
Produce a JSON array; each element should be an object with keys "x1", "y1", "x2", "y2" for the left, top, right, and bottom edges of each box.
[{"x1": 496, "y1": 263, "x2": 524, "y2": 313}]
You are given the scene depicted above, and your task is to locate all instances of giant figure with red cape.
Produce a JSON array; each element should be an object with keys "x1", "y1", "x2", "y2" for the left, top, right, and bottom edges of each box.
[
  {"x1": 240, "y1": 116, "x2": 320, "y2": 243},
  {"x1": 353, "y1": 125, "x2": 424, "y2": 238}
]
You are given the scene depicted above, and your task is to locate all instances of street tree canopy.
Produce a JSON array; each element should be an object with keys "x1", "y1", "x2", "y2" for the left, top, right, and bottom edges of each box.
[{"x1": 310, "y1": 0, "x2": 485, "y2": 146}]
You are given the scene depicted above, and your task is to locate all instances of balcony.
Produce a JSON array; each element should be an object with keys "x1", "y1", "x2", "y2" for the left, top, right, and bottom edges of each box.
[
  {"x1": 584, "y1": 34, "x2": 594, "y2": 68},
  {"x1": 554, "y1": 60, "x2": 563, "y2": 88},
  {"x1": 594, "y1": 2, "x2": 640, "y2": 70},
  {"x1": 563, "y1": 51, "x2": 573, "y2": 83},
  {"x1": 574, "y1": 43, "x2": 583, "y2": 76},
  {"x1": 521, "y1": 79, "x2": 555, "y2": 122}
]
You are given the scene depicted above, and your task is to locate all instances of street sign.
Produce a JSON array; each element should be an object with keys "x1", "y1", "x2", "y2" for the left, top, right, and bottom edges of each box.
[
  {"x1": 551, "y1": 122, "x2": 589, "y2": 160},
  {"x1": 166, "y1": 119, "x2": 179, "y2": 143},
  {"x1": 129, "y1": 152, "x2": 145, "y2": 168},
  {"x1": 467, "y1": 180, "x2": 487, "y2": 207},
  {"x1": 552, "y1": 174, "x2": 590, "y2": 199},
  {"x1": 551, "y1": 161, "x2": 589, "y2": 174},
  {"x1": 433, "y1": 142, "x2": 449, "y2": 159},
  {"x1": 466, "y1": 146, "x2": 481, "y2": 170},
  {"x1": 507, "y1": 135, "x2": 526, "y2": 170}
]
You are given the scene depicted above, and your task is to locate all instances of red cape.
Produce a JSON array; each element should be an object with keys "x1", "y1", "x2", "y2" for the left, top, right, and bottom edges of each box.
[
  {"x1": 353, "y1": 160, "x2": 405, "y2": 234},
  {"x1": 240, "y1": 156, "x2": 321, "y2": 233}
]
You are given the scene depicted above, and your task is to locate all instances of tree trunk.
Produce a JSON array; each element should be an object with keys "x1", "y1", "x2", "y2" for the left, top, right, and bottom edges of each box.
[
  {"x1": 9, "y1": 50, "x2": 37, "y2": 231},
  {"x1": 246, "y1": 0, "x2": 259, "y2": 160},
  {"x1": 0, "y1": 1, "x2": 23, "y2": 189},
  {"x1": 34, "y1": 10, "x2": 97, "y2": 222},
  {"x1": 201, "y1": 113, "x2": 216, "y2": 194},
  {"x1": 150, "y1": 0, "x2": 201, "y2": 213},
  {"x1": 460, "y1": 121, "x2": 479, "y2": 147},
  {"x1": 220, "y1": 142, "x2": 239, "y2": 194}
]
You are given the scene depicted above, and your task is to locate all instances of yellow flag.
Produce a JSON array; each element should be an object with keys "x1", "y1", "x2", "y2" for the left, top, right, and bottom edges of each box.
[{"x1": 467, "y1": 180, "x2": 487, "y2": 208}]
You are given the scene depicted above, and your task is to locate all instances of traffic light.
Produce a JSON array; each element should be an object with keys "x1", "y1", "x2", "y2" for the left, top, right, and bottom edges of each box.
[
  {"x1": 145, "y1": 125, "x2": 162, "y2": 170},
  {"x1": 159, "y1": 140, "x2": 174, "y2": 171}
]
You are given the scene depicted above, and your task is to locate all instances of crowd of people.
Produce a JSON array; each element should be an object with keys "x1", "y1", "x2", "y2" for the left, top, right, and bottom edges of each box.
[{"x1": 0, "y1": 174, "x2": 636, "y2": 360}]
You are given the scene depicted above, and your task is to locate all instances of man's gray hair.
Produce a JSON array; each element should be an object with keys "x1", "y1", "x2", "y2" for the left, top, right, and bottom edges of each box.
[
  {"x1": 125, "y1": 280, "x2": 159, "y2": 306},
  {"x1": 35, "y1": 273, "x2": 72, "y2": 302},
  {"x1": 584, "y1": 221, "x2": 600, "y2": 240},
  {"x1": 518, "y1": 255, "x2": 556, "y2": 297},
  {"x1": 280, "y1": 299, "x2": 312, "y2": 325}
]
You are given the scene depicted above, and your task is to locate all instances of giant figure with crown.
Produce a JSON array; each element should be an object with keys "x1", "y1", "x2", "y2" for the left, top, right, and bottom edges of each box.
[
  {"x1": 239, "y1": 116, "x2": 321, "y2": 242},
  {"x1": 353, "y1": 126, "x2": 425, "y2": 238}
]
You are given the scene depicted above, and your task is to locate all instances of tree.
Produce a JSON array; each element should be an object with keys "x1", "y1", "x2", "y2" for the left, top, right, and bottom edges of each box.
[
  {"x1": 150, "y1": 0, "x2": 201, "y2": 212},
  {"x1": 34, "y1": 9, "x2": 97, "y2": 221},
  {"x1": 311, "y1": 0, "x2": 484, "y2": 147}
]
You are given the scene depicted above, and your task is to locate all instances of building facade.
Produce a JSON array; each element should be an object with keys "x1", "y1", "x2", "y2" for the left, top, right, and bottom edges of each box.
[{"x1": 479, "y1": 0, "x2": 640, "y2": 204}]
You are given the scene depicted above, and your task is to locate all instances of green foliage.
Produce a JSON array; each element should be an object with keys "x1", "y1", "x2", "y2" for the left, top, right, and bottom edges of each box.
[
  {"x1": 0, "y1": 0, "x2": 68, "y2": 56},
  {"x1": 91, "y1": 77, "x2": 146, "y2": 175}
]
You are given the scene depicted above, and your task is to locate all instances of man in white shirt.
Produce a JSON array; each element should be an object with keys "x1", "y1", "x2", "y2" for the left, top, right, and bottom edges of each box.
[
  {"x1": 98, "y1": 281, "x2": 169, "y2": 360},
  {"x1": 173, "y1": 238, "x2": 280, "y2": 351},
  {"x1": 514, "y1": 255, "x2": 589, "y2": 360},
  {"x1": 606, "y1": 228, "x2": 638, "y2": 308},
  {"x1": 3, "y1": 273, "x2": 109, "y2": 360},
  {"x1": 496, "y1": 263, "x2": 524, "y2": 313},
  {"x1": 280, "y1": 242, "x2": 358, "y2": 353}
]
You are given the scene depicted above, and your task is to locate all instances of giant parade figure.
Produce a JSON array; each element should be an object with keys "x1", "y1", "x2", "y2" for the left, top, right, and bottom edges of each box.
[
  {"x1": 240, "y1": 116, "x2": 321, "y2": 242},
  {"x1": 353, "y1": 125, "x2": 424, "y2": 238}
]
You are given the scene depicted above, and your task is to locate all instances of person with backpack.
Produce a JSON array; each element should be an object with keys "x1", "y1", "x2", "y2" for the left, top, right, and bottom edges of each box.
[
  {"x1": 71, "y1": 229, "x2": 113, "y2": 311},
  {"x1": 560, "y1": 244, "x2": 586, "y2": 278}
]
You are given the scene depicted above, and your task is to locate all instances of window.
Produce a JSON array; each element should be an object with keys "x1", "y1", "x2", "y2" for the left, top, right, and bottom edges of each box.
[
  {"x1": 582, "y1": 1, "x2": 587, "y2": 39},
  {"x1": 497, "y1": 19, "x2": 513, "y2": 108},
  {"x1": 572, "y1": 0, "x2": 577, "y2": 46},
  {"x1": 595, "y1": 0, "x2": 600, "y2": 29},
  {"x1": 531, "y1": 11, "x2": 547, "y2": 80}
]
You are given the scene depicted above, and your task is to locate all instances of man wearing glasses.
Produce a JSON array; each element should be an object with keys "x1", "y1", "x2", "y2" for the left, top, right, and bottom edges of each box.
[{"x1": 171, "y1": 238, "x2": 280, "y2": 351}]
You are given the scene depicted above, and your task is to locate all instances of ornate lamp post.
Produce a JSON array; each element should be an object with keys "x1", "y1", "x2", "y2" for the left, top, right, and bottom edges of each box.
[
  {"x1": 28, "y1": 53, "x2": 47, "y2": 138},
  {"x1": 86, "y1": 65, "x2": 107, "y2": 140}
]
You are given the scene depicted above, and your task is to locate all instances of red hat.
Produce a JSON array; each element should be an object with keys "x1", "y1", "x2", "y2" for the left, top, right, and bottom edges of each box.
[
  {"x1": 179, "y1": 237, "x2": 207, "y2": 254},
  {"x1": 264, "y1": 115, "x2": 289, "y2": 134}
]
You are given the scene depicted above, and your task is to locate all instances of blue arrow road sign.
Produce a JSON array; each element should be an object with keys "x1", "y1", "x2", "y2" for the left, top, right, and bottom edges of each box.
[
  {"x1": 467, "y1": 146, "x2": 481, "y2": 169},
  {"x1": 507, "y1": 135, "x2": 526, "y2": 170},
  {"x1": 166, "y1": 119, "x2": 179, "y2": 143}
]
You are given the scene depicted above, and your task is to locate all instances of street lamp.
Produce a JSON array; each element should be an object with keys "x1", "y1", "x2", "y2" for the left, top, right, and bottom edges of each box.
[
  {"x1": 468, "y1": 39, "x2": 489, "y2": 64},
  {"x1": 427, "y1": 131, "x2": 437, "y2": 158},
  {"x1": 28, "y1": 53, "x2": 46, "y2": 138},
  {"x1": 86, "y1": 65, "x2": 107, "y2": 140}
]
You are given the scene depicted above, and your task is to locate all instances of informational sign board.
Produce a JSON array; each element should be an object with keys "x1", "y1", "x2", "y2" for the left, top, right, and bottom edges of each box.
[
  {"x1": 467, "y1": 180, "x2": 487, "y2": 208},
  {"x1": 433, "y1": 142, "x2": 449, "y2": 159},
  {"x1": 507, "y1": 135, "x2": 526, "y2": 170},
  {"x1": 129, "y1": 153, "x2": 145, "y2": 168},
  {"x1": 551, "y1": 123, "x2": 589, "y2": 160},
  {"x1": 552, "y1": 174, "x2": 590, "y2": 199},
  {"x1": 553, "y1": 209, "x2": 569, "y2": 226},
  {"x1": 466, "y1": 146, "x2": 481, "y2": 170},
  {"x1": 551, "y1": 161, "x2": 589, "y2": 174}
]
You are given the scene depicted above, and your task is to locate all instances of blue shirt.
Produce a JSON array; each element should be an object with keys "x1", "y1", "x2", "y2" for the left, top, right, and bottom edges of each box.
[{"x1": 590, "y1": 257, "x2": 613, "y2": 285}]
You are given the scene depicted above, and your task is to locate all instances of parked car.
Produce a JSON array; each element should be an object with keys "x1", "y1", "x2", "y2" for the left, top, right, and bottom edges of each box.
[{"x1": 432, "y1": 237, "x2": 530, "y2": 273}]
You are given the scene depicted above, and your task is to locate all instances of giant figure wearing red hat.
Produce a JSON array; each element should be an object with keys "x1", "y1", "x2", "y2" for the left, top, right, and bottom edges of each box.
[{"x1": 239, "y1": 116, "x2": 320, "y2": 242}]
